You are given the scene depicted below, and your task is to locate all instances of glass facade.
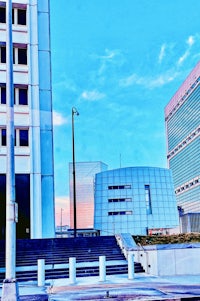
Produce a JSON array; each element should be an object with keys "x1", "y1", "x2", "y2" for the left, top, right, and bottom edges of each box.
[
  {"x1": 69, "y1": 161, "x2": 108, "y2": 229},
  {"x1": 165, "y1": 61, "x2": 200, "y2": 215},
  {"x1": 94, "y1": 167, "x2": 178, "y2": 235}
]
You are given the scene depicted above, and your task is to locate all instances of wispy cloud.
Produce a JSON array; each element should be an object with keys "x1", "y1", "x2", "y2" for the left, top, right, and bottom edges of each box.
[
  {"x1": 53, "y1": 111, "x2": 68, "y2": 126},
  {"x1": 158, "y1": 44, "x2": 166, "y2": 63},
  {"x1": 187, "y1": 35, "x2": 195, "y2": 46},
  {"x1": 54, "y1": 77, "x2": 77, "y2": 92},
  {"x1": 81, "y1": 90, "x2": 106, "y2": 101},
  {"x1": 177, "y1": 35, "x2": 195, "y2": 66},
  {"x1": 95, "y1": 48, "x2": 121, "y2": 61},
  {"x1": 92, "y1": 48, "x2": 125, "y2": 76},
  {"x1": 119, "y1": 71, "x2": 178, "y2": 89}
]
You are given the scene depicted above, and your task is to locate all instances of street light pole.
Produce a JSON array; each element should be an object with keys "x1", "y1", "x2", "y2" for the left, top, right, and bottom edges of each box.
[
  {"x1": 2, "y1": 0, "x2": 19, "y2": 299},
  {"x1": 60, "y1": 208, "x2": 63, "y2": 237},
  {"x1": 72, "y1": 107, "x2": 79, "y2": 238}
]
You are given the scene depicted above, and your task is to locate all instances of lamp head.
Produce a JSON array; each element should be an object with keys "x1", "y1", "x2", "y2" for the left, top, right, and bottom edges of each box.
[{"x1": 72, "y1": 107, "x2": 79, "y2": 116}]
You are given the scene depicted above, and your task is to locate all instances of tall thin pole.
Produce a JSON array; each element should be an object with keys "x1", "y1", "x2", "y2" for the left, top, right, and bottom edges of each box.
[
  {"x1": 72, "y1": 107, "x2": 79, "y2": 238},
  {"x1": 60, "y1": 208, "x2": 63, "y2": 237},
  {"x1": 5, "y1": 0, "x2": 17, "y2": 280}
]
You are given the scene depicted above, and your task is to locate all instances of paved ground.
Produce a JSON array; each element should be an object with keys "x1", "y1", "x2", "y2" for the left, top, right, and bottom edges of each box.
[{"x1": 1, "y1": 273, "x2": 200, "y2": 300}]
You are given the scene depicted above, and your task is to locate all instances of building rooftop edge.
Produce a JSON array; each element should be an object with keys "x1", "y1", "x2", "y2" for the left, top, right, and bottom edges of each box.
[
  {"x1": 165, "y1": 60, "x2": 200, "y2": 118},
  {"x1": 96, "y1": 166, "x2": 170, "y2": 175},
  {"x1": 69, "y1": 161, "x2": 108, "y2": 165}
]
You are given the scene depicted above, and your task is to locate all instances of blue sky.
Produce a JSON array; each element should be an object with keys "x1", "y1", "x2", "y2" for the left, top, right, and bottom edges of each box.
[{"x1": 50, "y1": 0, "x2": 200, "y2": 223}]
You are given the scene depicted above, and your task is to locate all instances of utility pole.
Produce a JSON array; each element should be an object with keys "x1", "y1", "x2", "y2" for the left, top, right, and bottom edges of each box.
[
  {"x1": 60, "y1": 208, "x2": 63, "y2": 237},
  {"x1": 2, "y1": 0, "x2": 19, "y2": 299},
  {"x1": 72, "y1": 107, "x2": 79, "y2": 238}
]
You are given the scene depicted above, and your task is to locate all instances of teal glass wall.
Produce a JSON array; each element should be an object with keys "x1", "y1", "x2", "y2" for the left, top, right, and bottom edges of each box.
[
  {"x1": 166, "y1": 70, "x2": 200, "y2": 215},
  {"x1": 94, "y1": 167, "x2": 178, "y2": 236}
]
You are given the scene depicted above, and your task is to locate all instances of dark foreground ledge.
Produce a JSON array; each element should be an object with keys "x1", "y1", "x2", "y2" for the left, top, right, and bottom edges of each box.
[{"x1": 0, "y1": 295, "x2": 48, "y2": 301}]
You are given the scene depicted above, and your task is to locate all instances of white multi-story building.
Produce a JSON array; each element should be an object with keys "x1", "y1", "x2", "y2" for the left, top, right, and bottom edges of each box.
[{"x1": 0, "y1": 0, "x2": 55, "y2": 239}]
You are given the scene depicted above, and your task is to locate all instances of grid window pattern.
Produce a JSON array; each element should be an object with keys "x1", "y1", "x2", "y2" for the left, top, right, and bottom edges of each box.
[
  {"x1": 166, "y1": 66, "x2": 200, "y2": 215},
  {"x1": 167, "y1": 85, "x2": 200, "y2": 152},
  {"x1": 94, "y1": 167, "x2": 179, "y2": 236}
]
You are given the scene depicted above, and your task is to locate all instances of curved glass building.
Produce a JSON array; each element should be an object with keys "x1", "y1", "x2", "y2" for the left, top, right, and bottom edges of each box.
[{"x1": 94, "y1": 167, "x2": 179, "y2": 235}]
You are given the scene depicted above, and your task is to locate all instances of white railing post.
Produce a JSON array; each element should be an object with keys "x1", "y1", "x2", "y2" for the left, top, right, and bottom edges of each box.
[
  {"x1": 99, "y1": 255, "x2": 106, "y2": 282},
  {"x1": 37, "y1": 259, "x2": 45, "y2": 286},
  {"x1": 128, "y1": 253, "x2": 134, "y2": 280},
  {"x1": 69, "y1": 257, "x2": 76, "y2": 284}
]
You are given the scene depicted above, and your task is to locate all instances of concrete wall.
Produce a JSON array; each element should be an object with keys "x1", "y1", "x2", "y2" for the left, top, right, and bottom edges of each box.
[{"x1": 133, "y1": 244, "x2": 200, "y2": 276}]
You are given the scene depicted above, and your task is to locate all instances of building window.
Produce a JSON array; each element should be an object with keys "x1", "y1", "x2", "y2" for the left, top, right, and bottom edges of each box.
[
  {"x1": 15, "y1": 129, "x2": 29, "y2": 146},
  {"x1": 108, "y1": 185, "x2": 131, "y2": 190},
  {"x1": 19, "y1": 129, "x2": 29, "y2": 146},
  {"x1": 12, "y1": 8, "x2": 27, "y2": 25},
  {"x1": 0, "y1": 86, "x2": 28, "y2": 105},
  {"x1": 17, "y1": 9, "x2": 26, "y2": 25},
  {"x1": 108, "y1": 198, "x2": 132, "y2": 203},
  {"x1": 0, "y1": 7, "x2": 6, "y2": 23},
  {"x1": 19, "y1": 88, "x2": 28, "y2": 105},
  {"x1": 1, "y1": 46, "x2": 27, "y2": 65},
  {"x1": 0, "y1": 86, "x2": 6, "y2": 104},
  {"x1": 0, "y1": 46, "x2": 6, "y2": 63},
  {"x1": 0, "y1": 128, "x2": 29, "y2": 147},
  {"x1": 108, "y1": 211, "x2": 133, "y2": 216},
  {"x1": 14, "y1": 47, "x2": 27, "y2": 65},
  {"x1": 1, "y1": 129, "x2": 6, "y2": 146},
  {"x1": 15, "y1": 87, "x2": 28, "y2": 105},
  {"x1": 0, "y1": 6, "x2": 26, "y2": 25},
  {"x1": 145, "y1": 185, "x2": 152, "y2": 214}
]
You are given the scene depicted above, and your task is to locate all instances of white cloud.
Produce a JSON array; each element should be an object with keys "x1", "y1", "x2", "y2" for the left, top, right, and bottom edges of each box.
[
  {"x1": 119, "y1": 73, "x2": 143, "y2": 87},
  {"x1": 158, "y1": 44, "x2": 166, "y2": 63},
  {"x1": 53, "y1": 111, "x2": 68, "y2": 126},
  {"x1": 177, "y1": 50, "x2": 190, "y2": 66},
  {"x1": 177, "y1": 35, "x2": 195, "y2": 66},
  {"x1": 54, "y1": 78, "x2": 77, "y2": 92},
  {"x1": 95, "y1": 48, "x2": 121, "y2": 61},
  {"x1": 187, "y1": 35, "x2": 195, "y2": 46},
  {"x1": 147, "y1": 73, "x2": 177, "y2": 88},
  {"x1": 92, "y1": 48, "x2": 125, "y2": 76},
  {"x1": 119, "y1": 71, "x2": 178, "y2": 89},
  {"x1": 81, "y1": 90, "x2": 105, "y2": 101}
]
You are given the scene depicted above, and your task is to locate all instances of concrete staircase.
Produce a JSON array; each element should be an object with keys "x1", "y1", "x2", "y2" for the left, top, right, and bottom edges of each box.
[{"x1": 0, "y1": 236, "x2": 144, "y2": 281}]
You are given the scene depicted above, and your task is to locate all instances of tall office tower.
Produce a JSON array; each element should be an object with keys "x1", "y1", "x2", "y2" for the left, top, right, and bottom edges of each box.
[
  {"x1": 165, "y1": 61, "x2": 200, "y2": 217},
  {"x1": 69, "y1": 161, "x2": 108, "y2": 229},
  {"x1": 0, "y1": 1, "x2": 55, "y2": 239}
]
